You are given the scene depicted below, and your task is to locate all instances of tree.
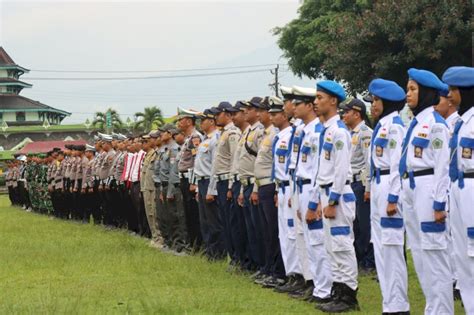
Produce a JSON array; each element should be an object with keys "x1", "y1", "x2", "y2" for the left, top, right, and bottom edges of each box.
[
  {"x1": 134, "y1": 106, "x2": 165, "y2": 132},
  {"x1": 274, "y1": 0, "x2": 472, "y2": 94},
  {"x1": 92, "y1": 108, "x2": 123, "y2": 132}
]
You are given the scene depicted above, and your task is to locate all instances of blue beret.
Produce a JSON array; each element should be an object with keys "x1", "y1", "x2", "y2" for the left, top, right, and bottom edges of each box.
[
  {"x1": 316, "y1": 80, "x2": 346, "y2": 102},
  {"x1": 368, "y1": 78, "x2": 406, "y2": 102},
  {"x1": 439, "y1": 83, "x2": 449, "y2": 97},
  {"x1": 442, "y1": 66, "x2": 474, "y2": 88},
  {"x1": 408, "y1": 68, "x2": 446, "y2": 92}
]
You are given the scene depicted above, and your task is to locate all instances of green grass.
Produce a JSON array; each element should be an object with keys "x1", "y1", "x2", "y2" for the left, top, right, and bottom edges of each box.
[{"x1": 0, "y1": 195, "x2": 464, "y2": 314}]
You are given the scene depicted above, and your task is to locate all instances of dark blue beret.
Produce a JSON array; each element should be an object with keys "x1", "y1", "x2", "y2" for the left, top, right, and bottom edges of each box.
[
  {"x1": 368, "y1": 78, "x2": 406, "y2": 102},
  {"x1": 442, "y1": 66, "x2": 474, "y2": 88},
  {"x1": 316, "y1": 80, "x2": 346, "y2": 102}
]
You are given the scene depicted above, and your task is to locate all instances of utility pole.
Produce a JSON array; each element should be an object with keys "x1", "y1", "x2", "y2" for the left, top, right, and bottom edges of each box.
[{"x1": 269, "y1": 64, "x2": 280, "y2": 97}]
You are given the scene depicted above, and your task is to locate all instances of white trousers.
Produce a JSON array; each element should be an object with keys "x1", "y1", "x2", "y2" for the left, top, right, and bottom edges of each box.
[
  {"x1": 277, "y1": 185, "x2": 301, "y2": 275},
  {"x1": 320, "y1": 184, "x2": 358, "y2": 290},
  {"x1": 290, "y1": 179, "x2": 312, "y2": 281},
  {"x1": 298, "y1": 183, "x2": 332, "y2": 298},
  {"x1": 402, "y1": 176, "x2": 454, "y2": 315},
  {"x1": 450, "y1": 179, "x2": 474, "y2": 314},
  {"x1": 371, "y1": 174, "x2": 409, "y2": 313}
]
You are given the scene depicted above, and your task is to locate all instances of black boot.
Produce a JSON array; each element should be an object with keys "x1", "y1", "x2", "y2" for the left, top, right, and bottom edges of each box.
[
  {"x1": 275, "y1": 274, "x2": 305, "y2": 293},
  {"x1": 317, "y1": 282, "x2": 360, "y2": 313}
]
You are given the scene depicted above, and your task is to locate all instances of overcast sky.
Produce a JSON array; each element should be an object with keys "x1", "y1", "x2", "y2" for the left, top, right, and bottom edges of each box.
[{"x1": 0, "y1": 0, "x2": 313, "y2": 124}]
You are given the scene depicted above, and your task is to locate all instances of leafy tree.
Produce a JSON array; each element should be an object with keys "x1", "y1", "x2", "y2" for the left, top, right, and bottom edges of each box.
[
  {"x1": 92, "y1": 108, "x2": 123, "y2": 132},
  {"x1": 275, "y1": 0, "x2": 472, "y2": 94},
  {"x1": 134, "y1": 106, "x2": 165, "y2": 132}
]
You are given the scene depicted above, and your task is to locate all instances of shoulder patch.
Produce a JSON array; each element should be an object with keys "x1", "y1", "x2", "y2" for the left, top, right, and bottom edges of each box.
[
  {"x1": 337, "y1": 120, "x2": 348, "y2": 130},
  {"x1": 432, "y1": 138, "x2": 443, "y2": 149},
  {"x1": 335, "y1": 140, "x2": 344, "y2": 150},
  {"x1": 433, "y1": 111, "x2": 448, "y2": 127},
  {"x1": 392, "y1": 116, "x2": 405, "y2": 127}
]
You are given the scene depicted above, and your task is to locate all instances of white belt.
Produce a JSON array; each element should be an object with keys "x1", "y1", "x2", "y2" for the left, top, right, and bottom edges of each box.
[
  {"x1": 179, "y1": 172, "x2": 189, "y2": 179},
  {"x1": 215, "y1": 173, "x2": 231, "y2": 182},
  {"x1": 255, "y1": 177, "x2": 273, "y2": 187},
  {"x1": 240, "y1": 176, "x2": 256, "y2": 187}
]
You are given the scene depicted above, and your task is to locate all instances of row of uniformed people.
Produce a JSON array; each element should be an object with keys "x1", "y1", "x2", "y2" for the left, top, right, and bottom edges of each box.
[{"x1": 6, "y1": 65, "x2": 474, "y2": 314}]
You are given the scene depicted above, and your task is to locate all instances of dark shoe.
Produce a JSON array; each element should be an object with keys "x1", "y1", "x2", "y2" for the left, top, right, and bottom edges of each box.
[
  {"x1": 254, "y1": 275, "x2": 271, "y2": 285},
  {"x1": 262, "y1": 277, "x2": 286, "y2": 288},
  {"x1": 276, "y1": 275, "x2": 306, "y2": 293},
  {"x1": 317, "y1": 282, "x2": 360, "y2": 313},
  {"x1": 250, "y1": 270, "x2": 262, "y2": 279},
  {"x1": 306, "y1": 295, "x2": 332, "y2": 304},
  {"x1": 289, "y1": 283, "x2": 314, "y2": 300}
]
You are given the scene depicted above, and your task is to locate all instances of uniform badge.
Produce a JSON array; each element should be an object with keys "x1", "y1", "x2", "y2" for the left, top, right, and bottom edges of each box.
[
  {"x1": 279, "y1": 155, "x2": 285, "y2": 163},
  {"x1": 414, "y1": 146, "x2": 423, "y2": 158},
  {"x1": 293, "y1": 143, "x2": 299, "y2": 153},
  {"x1": 432, "y1": 138, "x2": 443, "y2": 150},
  {"x1": 335, "y1": 140, "x2": 344, "y2": 150},
  {"x1": 325, "y1": 150, "x2": 331, "y2": 160},
  {"x1": 418, "y1": 133, "x2": 428, "y2": 138},
  {"x1": 389, "y1": 139, "x2": 397, "y2": 149},
  {"x1": 376, "y1": 146, "x2": 383, "y2": 157},
  {"x1": 302, "y1": 153, "x2": 308, "y2": 163},
  {"x1": 351, "y1": 135, "x2": 359, "y2": 145},
  {"x1": 462, "y1": 147, "x2": 472, "y2": 159}
]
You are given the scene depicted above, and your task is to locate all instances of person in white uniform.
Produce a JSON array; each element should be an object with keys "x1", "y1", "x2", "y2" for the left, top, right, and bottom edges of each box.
[
  {"x1": 401, "y1": 68, "x2": 453, "y2": 315},
  {"x1": 443, "y1": 66, "x2": 474, "y2": 314},
  {"x1": 313, "y1": 80, "x2": 359, "y2": 313},
  {"x1": 367, "y1": 78, "x2": 410, "y2": 315}
]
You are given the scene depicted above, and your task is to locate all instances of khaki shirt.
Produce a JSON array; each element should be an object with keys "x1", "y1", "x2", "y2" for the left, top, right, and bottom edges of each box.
[
  {"x1": 254, "y1": 125, "x2": 277, "y2": 181},
  {"x1": 178, "y1": 128, "x2": 203, "y2": 173},
  {"x1": 140, "y1": 149, "x2": 157, "y2": 192},
  {"x1": 237, "y1": 121, "x2": 264, "y2": 178}
]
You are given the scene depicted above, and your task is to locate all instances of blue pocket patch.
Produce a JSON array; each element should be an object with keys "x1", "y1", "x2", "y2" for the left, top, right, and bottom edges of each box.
[
  {"x1": 421, "y1": 221, "x2": 446, "y2": 233},
  {"x1": 308, "y1": 220, "x2": 323, "y2": 230},
  {"x1": 342, "y1": 193, "x2": 356, "y2": 202},
  {"x1": 300, "y1": 146, "x2": 311, "y2": 154},
  {"x1": 276, "y1": 148, "x2": 288, "y2": 156},
  {"x1": 323, "y1": 142, "x2": 333, "y2": 152},
  {"x1": 412, "y1": 137, "x2": 430, "y2": 148},
  {"x1": 288, "y1": 219, "x2": 294, "y2": 227},
  {"x1": 460, "y1": 137, "x2": 474, "y2": 149},
  {"x1": 374, "y1": 138, "x2": 388, "y2": 148},
  {"x1": 330, "y1": 226, "x2": 350, "y2": 236},
  {"x1": 467, "y1": 227, "x2": 474, "y2": 239},
  {"x1": 381, "y1": 217, "x2": 404, "y2": 228}
]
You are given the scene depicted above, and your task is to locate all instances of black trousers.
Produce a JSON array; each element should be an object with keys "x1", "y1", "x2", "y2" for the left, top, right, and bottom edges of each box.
[
  {"x1": 180, "y1": 177, "x2": 202, "y2": 249},
  {"x1": 352, "y1": 180, "x2": 375, "y2": 269},
  {"x1": 258, "y1": 183, "x2": 285, "y2": 278},
  {"x1": 198, "y1": 178, "x2": 225, "y2": 259}
]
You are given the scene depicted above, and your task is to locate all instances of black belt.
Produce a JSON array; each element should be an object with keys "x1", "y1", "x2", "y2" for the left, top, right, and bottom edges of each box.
[
  {"x1": 464, "y1": 172, "x2": 474, "y2": 179},
  {"x1": 372, "y1": 169, "x2": 390, "y2": 178},
  {"x1": 320, "y1": 180, "x2": 351, "y2": 189},
  {"x1": 296, "y1": 178, "x2": 311, "y2": 185},
  {"x1": 277, "y1": 180, "x2": 290, "y2": 188},
  {"x1": 403, "y1": 168, "x2": 434, "y2": 179}
]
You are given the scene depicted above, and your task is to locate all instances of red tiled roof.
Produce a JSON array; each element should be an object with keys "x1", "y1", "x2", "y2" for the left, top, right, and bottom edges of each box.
[
  {"x1": 0, "y1": 47, "x2": 16, "y2": 66},
  {"x1": 17, "y1": 140, "x2": 87, "y2": 155}
]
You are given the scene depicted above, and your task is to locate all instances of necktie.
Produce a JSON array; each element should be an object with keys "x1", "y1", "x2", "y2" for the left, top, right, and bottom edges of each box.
[
  {"x1": 318, "y1": 127, "x2": 327, "y2": 155},
  {"x1": 295, "y1": 130, "x2": 306, "y2": 168},
  {"x1": 285, "y1": 125, "x2": 296, "y2": 174},
  {"x1": 449, "y1": 120, "x2": 464, "y2": 185},
  {"x1": 399, "y1": 118, "x2": 418, "y2": 177},
  {"x1": 271, "y1": 135, "x2": 279, "y2": 181},
  {"x1": 370, "y1": 122, "x2": 382, "y2": 183}
]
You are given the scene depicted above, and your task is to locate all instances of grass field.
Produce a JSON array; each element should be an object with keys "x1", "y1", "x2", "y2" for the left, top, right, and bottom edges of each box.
[{"x1": 0, "y1": 195, "x2": 464, "y2": 314}]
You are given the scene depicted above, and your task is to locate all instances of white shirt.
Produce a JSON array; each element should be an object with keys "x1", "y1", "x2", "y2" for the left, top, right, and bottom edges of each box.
[
  {"x1": 273, "y1": 125, "x2": 293, "y2": 182},
  {"x1": 288, "y1": 118, "x2": 304, "y2": 171},
  {"x1": 129, "y1": 150, "x2": 146, "y2": 183},
  {"x1": 455, "y1": 107, "x2": 474, "y2": 175},
  {"x1": 295, "y1": 117, "x2": 322, "y2": 182},
  {"x1": 316, "y1": 115, "x2": 352, "y2": 203},
  {"x1": 446, "y1": 111, "x2": 461, "y2": 135},
  {"x1": 371, "y1": 111, "x2": 406, "y2": 202},
  {"x1": 405, "y1": 106, "x2": 450, "y2": 209}
]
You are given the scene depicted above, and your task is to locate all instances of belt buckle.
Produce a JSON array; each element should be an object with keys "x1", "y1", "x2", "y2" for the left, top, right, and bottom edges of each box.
[
  {"x1": 403, "y1": 172, "x2": 408, "y2": 179},
  {"x1": 255, "y1": 179, "x2": 260, "y2": 186}
]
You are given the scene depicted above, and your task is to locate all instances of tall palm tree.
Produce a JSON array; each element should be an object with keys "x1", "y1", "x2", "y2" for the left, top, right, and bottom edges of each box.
[
  {"x1": 134, "y1": 106, "x2": 165, "y2": 132},
  {"x1": 92, "y1": 108, "x2": 123, "y2": 132}
]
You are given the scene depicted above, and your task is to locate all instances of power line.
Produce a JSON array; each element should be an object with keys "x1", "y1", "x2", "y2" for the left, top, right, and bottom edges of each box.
[{"x1": 30, "y1": 63, "x2": 282, "y2": 73}]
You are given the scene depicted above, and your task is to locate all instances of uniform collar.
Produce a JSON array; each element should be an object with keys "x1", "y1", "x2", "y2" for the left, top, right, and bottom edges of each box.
[
  {"x1": 303, "y1": 117, "x2": 319, "y2": 131},
  {"x1": 224, "y1": 122, "x2": 235, "y2": 131},
  {"x1": 207, "y1": 129, "x2": 218, "y2": 138},
  {"x1": 277, "y1": 125, "x2": 292, "y2": 137},
  {"x1": 250, "y1": 121, "x2": 261, "y2": 130},
  {"x1": 378, "y1": 111, "x2": 398, "y2": 126},
  {"x1": 446, "y1": 111, "x2": 460, "y2": 125},
  {"x1": 415, "y1": 106, "x2": 434, "y2": 121},
  {"x1": 352, "y1": 120, "x2": 365, "y2": 132},
  {"x1": 461, "y1": 106, "x2": 474, "y2": 123},
  {"x1": 323, "y1": 114, "x2": 339, "y2": 128},
  {"x1": 264, "y1": 124, "x2": 274, "y2": 135}
]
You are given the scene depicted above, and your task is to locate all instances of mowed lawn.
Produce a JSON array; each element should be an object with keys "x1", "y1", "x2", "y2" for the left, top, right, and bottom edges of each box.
[{"x1": 0, "y1": 195, "x2": 464, "y2": 314}]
